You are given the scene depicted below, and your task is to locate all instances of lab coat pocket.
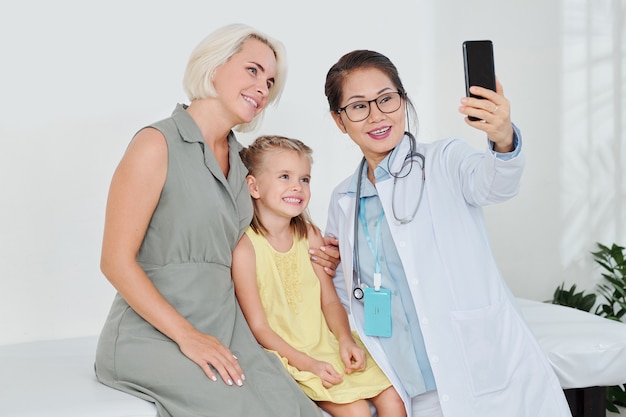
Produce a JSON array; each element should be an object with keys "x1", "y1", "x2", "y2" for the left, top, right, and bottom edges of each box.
[{"x1": 450, "y1": 300, "x2": 522, "y2": 396}]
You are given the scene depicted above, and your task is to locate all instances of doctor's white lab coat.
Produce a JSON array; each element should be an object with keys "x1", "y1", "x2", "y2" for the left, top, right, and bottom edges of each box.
[{"x1": 325, "y1": 131, "x2": 572, "y2": 417}]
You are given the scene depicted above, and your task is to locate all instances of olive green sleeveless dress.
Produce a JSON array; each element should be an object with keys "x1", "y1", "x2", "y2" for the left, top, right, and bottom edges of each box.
[{"x1": 95, "y1": 104, "x2": 321, "y2": 417}]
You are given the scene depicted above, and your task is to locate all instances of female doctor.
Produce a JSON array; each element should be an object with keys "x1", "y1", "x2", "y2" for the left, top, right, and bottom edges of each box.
[{"x1": 323, "y1": 49, "x2": 572, "y2": 417}]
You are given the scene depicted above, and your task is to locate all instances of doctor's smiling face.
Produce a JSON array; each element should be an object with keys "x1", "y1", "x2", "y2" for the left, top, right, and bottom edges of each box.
[{"x1": 331, "y1": 67, "x2": 406, "y2": 170}]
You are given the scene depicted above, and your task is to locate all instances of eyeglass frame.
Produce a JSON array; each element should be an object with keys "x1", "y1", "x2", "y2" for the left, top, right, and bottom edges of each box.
[{"x1": 336, "y1": 91, "x2": 405, "y2": 122}]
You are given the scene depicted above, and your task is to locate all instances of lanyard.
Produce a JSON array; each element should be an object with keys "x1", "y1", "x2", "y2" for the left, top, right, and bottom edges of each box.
[
  {"x1": 358, "y1": 198, "x2": 384, "y2": 291},
  {"x1": 351, "y1": 134, "x2": 425, "y2": 300}
]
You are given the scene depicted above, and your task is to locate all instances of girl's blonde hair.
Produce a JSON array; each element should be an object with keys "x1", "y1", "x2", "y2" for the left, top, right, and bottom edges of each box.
[
  {"x1": 240, "y1": 135, "x2": 314, "y2": 238},
  {"x1": 183, "y1": 23, "x2": 287, "y2": 133}
]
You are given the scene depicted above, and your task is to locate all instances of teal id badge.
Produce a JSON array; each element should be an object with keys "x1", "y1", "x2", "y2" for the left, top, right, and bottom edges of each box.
[{"x1": 363, "y1": 287, "x2": 392, "y2": 337}]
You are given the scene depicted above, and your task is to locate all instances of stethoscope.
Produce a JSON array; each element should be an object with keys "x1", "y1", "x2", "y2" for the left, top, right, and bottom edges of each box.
[{"x1": 352, "y1": 132, "x2": 426, "y2": 300}]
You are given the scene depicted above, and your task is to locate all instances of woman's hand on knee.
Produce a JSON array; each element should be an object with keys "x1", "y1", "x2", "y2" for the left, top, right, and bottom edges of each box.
[{"x1": 178, "y1": 330, "x2": 244, "y2": 387}]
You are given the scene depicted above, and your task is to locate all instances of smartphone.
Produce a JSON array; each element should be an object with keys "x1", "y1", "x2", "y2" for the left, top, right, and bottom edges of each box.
[{"x1": 463, "y1": 40, "x2": 496, "y2": 121}]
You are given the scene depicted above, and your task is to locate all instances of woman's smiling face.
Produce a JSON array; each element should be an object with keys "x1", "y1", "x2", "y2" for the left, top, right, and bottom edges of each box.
[
  {"x1": 212, "y1": 38, "x2": 277, "y2": 125},
  {"x1": 331, "y1": 67, "x2": 406, "y2": 169}
]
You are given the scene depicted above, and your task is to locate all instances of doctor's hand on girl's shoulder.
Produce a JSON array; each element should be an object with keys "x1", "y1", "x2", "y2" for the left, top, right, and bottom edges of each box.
[{"x1": 310, "y1": 235, "x2": 340, "y2": 276}]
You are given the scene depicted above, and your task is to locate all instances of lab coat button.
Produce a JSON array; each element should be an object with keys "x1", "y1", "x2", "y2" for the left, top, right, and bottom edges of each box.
[
  {"x1": 442, "y1": 394, "x2": 449, "y2": 402},
  {"x1": 421, "y1": 317, "x2": 429, "y2": 325},
  {"x1": 431, "y1": 355, "x2": 439, "y2": 363},
  {"x1": 399, "y1": 241, "x2": 406, "y2": 248}
]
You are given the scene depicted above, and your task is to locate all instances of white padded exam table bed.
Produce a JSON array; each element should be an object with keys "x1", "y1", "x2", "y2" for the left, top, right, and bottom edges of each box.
[{"x1": 2, "y1": 298, "x2": 626, "y2": 417}]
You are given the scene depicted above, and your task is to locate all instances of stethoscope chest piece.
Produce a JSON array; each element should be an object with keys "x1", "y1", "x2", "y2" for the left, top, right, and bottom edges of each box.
[{"x1": 353, "y1": 286, "x2": 364, "y2": 300}]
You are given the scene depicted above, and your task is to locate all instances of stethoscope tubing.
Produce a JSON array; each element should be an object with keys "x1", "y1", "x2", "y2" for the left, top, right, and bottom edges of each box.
[{"x1": 352, "y1": 133, "x2": 425, "y2": 300}]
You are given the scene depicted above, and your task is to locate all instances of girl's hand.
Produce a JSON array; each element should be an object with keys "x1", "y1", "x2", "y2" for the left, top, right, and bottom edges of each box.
[
  {"x1": 309, "y1": 235, "x2": 340, "y2": 276},
  {"x1": 459, "y1": 78, "x2": 514, "y2": 153},
  {"x1": 178, "y1": 329, "x2": 245, "y2": 387},
  {"x1": 308, "y1": 359, "x2": 344, "y2": 388},
  {"x1": 340, "y1": 341, "x2": 366, "y2": 374}
]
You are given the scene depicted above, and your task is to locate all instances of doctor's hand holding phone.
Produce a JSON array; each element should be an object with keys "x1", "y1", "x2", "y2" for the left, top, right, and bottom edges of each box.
[{"x1": 460, "y1": 39, "x2": 514, "y2": 152}]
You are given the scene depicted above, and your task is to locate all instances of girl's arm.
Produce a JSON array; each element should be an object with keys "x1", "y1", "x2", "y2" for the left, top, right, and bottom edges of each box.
[
  {"x1": 232, "y1": 234, "x2": 343, "y2": 387},
  {"x1": 101, "y1": 128, "x2": 242, "y2": 386},
  {"x1": 308, "y1": 225, "x2": 366, "y2": 374}
]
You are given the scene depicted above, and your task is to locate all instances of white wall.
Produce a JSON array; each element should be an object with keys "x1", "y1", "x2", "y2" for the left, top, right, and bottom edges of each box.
[{"x1": 1, "y1": 0, "x2": 624, "y2": 345}]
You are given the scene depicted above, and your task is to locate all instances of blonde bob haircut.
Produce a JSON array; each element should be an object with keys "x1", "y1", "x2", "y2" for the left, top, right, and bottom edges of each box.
[{"x1": 183, "y1": 23, "x2": 287, "y2": 133}]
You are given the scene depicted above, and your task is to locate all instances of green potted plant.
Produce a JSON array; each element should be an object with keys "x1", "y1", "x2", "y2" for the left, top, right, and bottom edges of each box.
[{"x1": 552, "y1": 242, "x2": 626, "y2": 413}]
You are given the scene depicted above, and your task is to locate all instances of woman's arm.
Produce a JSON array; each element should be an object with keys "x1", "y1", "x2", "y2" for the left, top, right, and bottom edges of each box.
[
  {"x1": 100, "y1": 128, "x2": 242, "y2": 386},
  {"x1": 449, "y1": 80, "x2": 525, "y2": 206},
  {"x1": 232, "y1": 234, "x2": 344, "y2": 387}
]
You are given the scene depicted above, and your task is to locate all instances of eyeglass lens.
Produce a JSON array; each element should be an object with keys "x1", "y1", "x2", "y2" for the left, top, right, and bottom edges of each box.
[{"x1": 343, "y1": 92, "x2": 402, "y2": 122}]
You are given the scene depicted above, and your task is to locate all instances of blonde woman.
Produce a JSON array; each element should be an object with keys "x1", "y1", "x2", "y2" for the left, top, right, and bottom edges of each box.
[{"x1": 95, "y1": 24, "x2": 333, "y2": 417}]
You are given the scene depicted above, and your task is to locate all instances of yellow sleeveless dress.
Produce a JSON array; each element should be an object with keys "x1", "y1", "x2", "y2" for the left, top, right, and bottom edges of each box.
[{"x1": 245, "y1": 227, "x2": 392, "y2": 403}]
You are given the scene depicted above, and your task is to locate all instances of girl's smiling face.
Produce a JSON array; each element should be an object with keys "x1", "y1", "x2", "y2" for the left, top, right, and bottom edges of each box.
[{"x1": 247, "y1": 149, "x2": 311, "y2": 222}]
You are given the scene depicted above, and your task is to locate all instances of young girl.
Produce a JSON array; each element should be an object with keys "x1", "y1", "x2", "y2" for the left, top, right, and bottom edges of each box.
[{"x1": 233, "y1": 135, "x2": 406, "y2": 417}]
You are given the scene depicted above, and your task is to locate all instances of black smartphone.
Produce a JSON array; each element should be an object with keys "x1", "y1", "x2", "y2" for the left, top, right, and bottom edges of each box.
[{"x1": 463, "y1": 40, "x2": 496, "y2": 121}]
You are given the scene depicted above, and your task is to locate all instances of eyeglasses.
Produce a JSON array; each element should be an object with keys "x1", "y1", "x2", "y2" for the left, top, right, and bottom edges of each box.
[{"x1": 337, "y1": 91, "x2": 404, "y2": 122}]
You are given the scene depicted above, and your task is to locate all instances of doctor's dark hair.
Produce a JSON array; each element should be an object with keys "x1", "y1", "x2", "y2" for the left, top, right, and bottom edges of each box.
[
  {"x1": 240, "y1": 135, "x2": 315, "y2": 239},
  {"x1": 324, "y1": 50, "x2": 418, "y2": 133}
]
